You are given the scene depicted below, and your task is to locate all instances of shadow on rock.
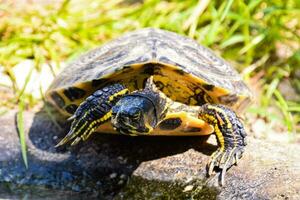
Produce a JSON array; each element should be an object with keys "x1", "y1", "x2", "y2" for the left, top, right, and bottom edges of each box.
[
  {"x1": 3, "y1": 106, "x2": 300, "y2": 199},
  {"x1": 24, "y1": 105, "x2": 217, "y2": 198}
]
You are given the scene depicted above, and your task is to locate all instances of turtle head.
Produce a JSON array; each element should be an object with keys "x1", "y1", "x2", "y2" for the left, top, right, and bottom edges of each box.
[
  {"x1": 111, "y1": 95, "x2": 156, "y2": 134},
  {"x1": 111, "y1": 77, "x2": 168, "y2": 135}
]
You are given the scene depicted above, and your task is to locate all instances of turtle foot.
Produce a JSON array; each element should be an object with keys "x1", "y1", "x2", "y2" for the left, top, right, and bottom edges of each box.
[{"x1": 207, "y1": 147, "x2": 244, "y2": 186}]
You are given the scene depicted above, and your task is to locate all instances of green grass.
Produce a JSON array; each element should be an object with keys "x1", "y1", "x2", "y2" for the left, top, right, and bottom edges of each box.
[
  {"x1": 0, "y1": 0, "x2": 300, "y2": 138},
  {"x1": 17, "y1": 97, "x2": 28, "y2": 168}
]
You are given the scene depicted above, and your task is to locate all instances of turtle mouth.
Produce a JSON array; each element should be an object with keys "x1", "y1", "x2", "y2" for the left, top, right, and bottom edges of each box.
[
  {"x1": 111, "y1": 110, "x2": 150, "y2": 135},
  {"x1": 113, "y1": 124, "x2": 149, "y2": 135},
  {"x1": 111, "y1": 117, "x2": 149, "y2": 135}
]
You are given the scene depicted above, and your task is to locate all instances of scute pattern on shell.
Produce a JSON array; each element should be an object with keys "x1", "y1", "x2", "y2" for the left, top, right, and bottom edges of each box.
[{"x1": 48, "y1": 28, "x2": 251, "y2": 97}]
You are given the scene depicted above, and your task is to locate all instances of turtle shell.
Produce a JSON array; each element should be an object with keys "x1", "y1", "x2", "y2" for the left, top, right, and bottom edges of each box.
[{"x1": 46, "y1": 28, "x2": 253, "y2": 116}]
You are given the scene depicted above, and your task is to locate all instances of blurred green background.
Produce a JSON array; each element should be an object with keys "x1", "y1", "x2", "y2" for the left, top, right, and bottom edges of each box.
[{"x1": 0, "y1": 0, "x2": 299, "y2": 140}]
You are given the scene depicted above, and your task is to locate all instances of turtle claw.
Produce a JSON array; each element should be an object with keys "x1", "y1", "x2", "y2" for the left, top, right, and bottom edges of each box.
[
  {"x1": 207, "y1": 147, "x2": 244, "y2": 186},
  {"x1": 208, "y1": 161, "x2": 215, "y2": 176},
  {"x1": 221, "y1": 167, "x2": 227, "y2": 186},
  {"x1": 67, "y1": 115, "x2": 76, "y2": 121},
  {"x1": 208, "y1": 150, "x2": 222, "y2": 176},
  {"x1": 55, "y1": 129, "x2": 76, "y2": 147}
]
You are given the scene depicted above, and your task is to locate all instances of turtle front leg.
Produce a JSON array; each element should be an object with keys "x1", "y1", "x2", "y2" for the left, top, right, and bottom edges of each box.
[
  {"x1": 56, "y1": 84, "x2": 129, "y2": 147},
  {"x1": 198, "y1": 104, "x2": 247, "y2": 185}
]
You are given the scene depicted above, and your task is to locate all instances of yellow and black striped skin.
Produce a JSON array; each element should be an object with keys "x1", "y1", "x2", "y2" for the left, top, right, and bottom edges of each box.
[{"x1": 199, "y1": 104, "x2": 247, "y2": 185}]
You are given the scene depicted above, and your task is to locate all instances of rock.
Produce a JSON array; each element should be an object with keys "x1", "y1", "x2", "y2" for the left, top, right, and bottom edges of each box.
[
  {"x1": 122, "y1": 140, "x2": 300, "y2": 200},
  {"x1": 183, "y1": 185, "x2": 194, "y2": 192},
  {"x1": 0, "y1": 60, "x2": 62, "y2": 99},
  {"x1": 0, "y1": 109, "x2": 299, "y2": 199}
]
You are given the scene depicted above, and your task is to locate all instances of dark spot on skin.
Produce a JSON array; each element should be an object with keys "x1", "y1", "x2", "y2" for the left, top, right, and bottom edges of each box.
[
  {"x1": 63, "y1": 87, "x2": 86, "y2": 101},
  {"x1": 115, "y1": 65, "x2": 134, "y2": 74},
  {"x1": 154, "y1": 81, "x2": 165, "y2": 90},
  {"x1": 122, "y1": 65, "x2": 131, "y2": 70},
  {"x1": 193, "y1": 89, "x2": 213, "y2": 105},
  {"x1": 205, "y1": 95, "x2": 214, "y2": 103},
  {"x1": 51, "y1": 92, "x2": 65, "y2": 108},
  {"x1": 184, "y1": 127, "x2": 202, "y2": 132},
  {"x1": 202, "y1": 83, "x2": 215, "y2": 91},
  {"x1": 65, "y1": 104, "x2": 78, "y2": 114},
  {"x1": 92, "y1": 78, "x2": 108, "y2": 88},
  {"x1": 218, "y1": 94, "x2": 239, "y2": 106},
  {"x1": 159, "y1": 118, "x2": 182, "y2": 130},
  {"x1": 193, "y1": 92, "x2": 206, "y2": 105},
  {"x1": 174, "y1": 69, "x2": 186, "y2": 75},
  {"x1": 143, "y1": 63, "x2": 155, "y2": 75}
]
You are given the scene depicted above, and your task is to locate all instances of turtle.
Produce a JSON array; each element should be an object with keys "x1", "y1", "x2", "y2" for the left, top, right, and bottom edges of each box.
[{"x1": 46, "y1": 28, "x2": 253, "y2": 185}]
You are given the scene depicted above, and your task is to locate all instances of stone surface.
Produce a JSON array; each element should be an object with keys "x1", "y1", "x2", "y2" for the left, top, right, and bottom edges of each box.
[{"x1": 0, "y1": 109, "x2": 299, "y2": 199}]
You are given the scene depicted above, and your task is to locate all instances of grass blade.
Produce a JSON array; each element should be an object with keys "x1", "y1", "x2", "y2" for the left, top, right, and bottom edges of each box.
[
  {"x1": 288, "y1": 107, "x2": 300, "y2": 112},
  {"x1": 274, "y1": 89, "x2": 294, "y2": 133},
  {"x1": 239, "y1": 34, "x2": 265, "y2": 55},
  {"x1": 17, "y1": 98, "x2": 28, "y2": 168},
  {"x1": 220, "y1": 34, "x2": 244, "y2": 49},
  {"x1": 220, "y1": 0, "x2": 234, "y2": 22},
  {"x1": 262, "y1": 78, "x2": 279, "y2": 107},
  {"x1": 184, "y1": 0, "x2": 210, "y2": 37}
]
